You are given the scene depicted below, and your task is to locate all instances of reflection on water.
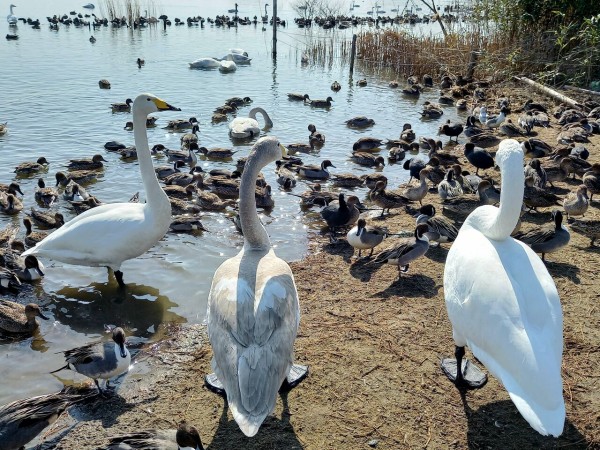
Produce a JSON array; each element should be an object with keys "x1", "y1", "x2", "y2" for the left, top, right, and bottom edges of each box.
[{"x1": 0, "y1": 0, "x2": 463, "y2": 402}]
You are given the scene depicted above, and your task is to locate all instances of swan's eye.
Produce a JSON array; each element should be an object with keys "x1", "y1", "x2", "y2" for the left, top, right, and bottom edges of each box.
[{"x1": 146, "y1": 98, "x2": 151, "y2": 101}]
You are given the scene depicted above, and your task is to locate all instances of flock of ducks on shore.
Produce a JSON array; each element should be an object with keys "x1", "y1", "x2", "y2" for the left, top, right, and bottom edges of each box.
[{"x1": 1, "y1": 66, "x2": 600, "y2": 446}]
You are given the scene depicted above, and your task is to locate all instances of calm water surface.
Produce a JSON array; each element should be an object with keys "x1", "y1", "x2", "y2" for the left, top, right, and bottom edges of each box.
[{"x1": 0, "y1": 0, "x2": 463, "y2": 403}]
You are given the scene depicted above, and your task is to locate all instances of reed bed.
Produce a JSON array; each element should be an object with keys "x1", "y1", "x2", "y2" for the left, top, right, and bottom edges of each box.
[{"x1": 100, "y1": 0, "x2": 158, "y2": 26}]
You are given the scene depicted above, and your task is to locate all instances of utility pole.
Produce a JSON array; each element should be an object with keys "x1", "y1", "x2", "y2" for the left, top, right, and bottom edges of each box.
[{"x1": 272, "y1": 0, "x2": 277, "y2": 59}]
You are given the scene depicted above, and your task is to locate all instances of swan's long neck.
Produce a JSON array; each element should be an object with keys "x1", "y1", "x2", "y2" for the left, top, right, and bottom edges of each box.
[
  {"x1": 249, "y1": 107, "x2": 273, "y2": 128},
  {"x1": 133, "y1": 108, "x2": 170, "y2": 212},
  {"x1": 480, "y1": 149, "x2": 524, "y2": 241},
  {"x1": 9, "y1": 5, "x2": 14, "y2": 14},
  {"x1": 240, "y1": 151, "x2": 270, "y2": 251}
]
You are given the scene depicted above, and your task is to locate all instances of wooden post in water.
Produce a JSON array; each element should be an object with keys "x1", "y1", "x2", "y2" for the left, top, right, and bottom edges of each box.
[
  {"x1": 349, "y1": 34, "x2": 357, "y2": 76},
  {"x1": 272, "y1": 0, "x2": 277, "y2": 59},
  {"x1": 466, "y1": 50, "x2": 478, "y2": 80}
]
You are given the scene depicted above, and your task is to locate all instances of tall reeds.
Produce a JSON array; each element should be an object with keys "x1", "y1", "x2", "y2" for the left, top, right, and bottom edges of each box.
[{"x1": 100, "y1": 0, "x2": 158, "y2": 26}]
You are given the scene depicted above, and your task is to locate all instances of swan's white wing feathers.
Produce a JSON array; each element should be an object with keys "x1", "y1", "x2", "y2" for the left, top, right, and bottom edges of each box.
[
  {"x1": 444, "y1": 226, "x2": 564, "y2": 436},
  {"x1": 229, "y1": 118, "x2": 260, "y2": 137}
]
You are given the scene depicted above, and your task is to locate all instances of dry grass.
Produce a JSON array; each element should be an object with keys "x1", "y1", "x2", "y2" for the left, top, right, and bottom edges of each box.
[{"x1": 99, "y1": 0, "x2": 158, "y2": 25}]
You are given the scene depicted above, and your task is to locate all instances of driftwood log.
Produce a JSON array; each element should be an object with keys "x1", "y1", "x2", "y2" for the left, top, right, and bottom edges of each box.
[
  {"x1": 514, "y1": 76, "x2": 589, "y2": 112},
  {"x1": 564, "y1": 85, "x2": 600, "y2": 98}
]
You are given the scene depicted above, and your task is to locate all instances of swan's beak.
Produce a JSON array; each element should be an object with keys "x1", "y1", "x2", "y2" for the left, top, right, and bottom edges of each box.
[
  {"x1": 279, "y1": 144, "x2": 288, "y2": 157},
  {"x1": 153, "y1": 98, "x2": 181, "y2": 111}
]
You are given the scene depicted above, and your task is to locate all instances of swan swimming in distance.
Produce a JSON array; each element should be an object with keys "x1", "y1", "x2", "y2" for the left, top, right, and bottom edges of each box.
[
  {"x1": 442, "y1": 139, "x2": 565, "y2": 437},
  {"x1": 188, "y1": 57, "x2": 221, "y2": 69},
  {"x1": 7, "y1": 4, "x2": 17, "y2": 25},
  {"x1": 23, "y1": 94, "x2": 180, "y2": 287},
  {"x1": 229, "y1": 107, "x2": 273, "y2": 139},
  {"x1": 206, "y1": 136, "x2": 308, "y2": 437}
]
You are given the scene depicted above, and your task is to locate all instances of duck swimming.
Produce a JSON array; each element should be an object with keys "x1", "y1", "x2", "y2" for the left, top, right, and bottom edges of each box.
[
  {"x1": 0, "y1": 300, "x2": 48, "y2": 334},
  {"x1": 442, "y1": 139, "x2": 565, "y2": 437}
]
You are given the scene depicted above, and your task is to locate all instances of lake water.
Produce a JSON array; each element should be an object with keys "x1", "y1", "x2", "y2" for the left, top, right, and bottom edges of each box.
[{"x1": 0, "y1": 0, "x2": 464, "y2": 403}]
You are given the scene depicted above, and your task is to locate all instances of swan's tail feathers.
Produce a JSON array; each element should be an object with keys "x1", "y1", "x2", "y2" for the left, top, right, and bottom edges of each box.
[{"x1": 509, "y1": 391, "x2": 565, "y2": 437}]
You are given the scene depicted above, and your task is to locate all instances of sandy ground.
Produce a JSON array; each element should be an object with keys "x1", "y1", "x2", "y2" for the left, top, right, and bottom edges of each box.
[{"x1": 42, "y1": 83, "x2": 600, "y2": 449}]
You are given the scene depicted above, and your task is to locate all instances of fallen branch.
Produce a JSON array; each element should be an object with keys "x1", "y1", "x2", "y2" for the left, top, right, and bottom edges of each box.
[
  {"x1": 513, "y1": 76, "x2": 589, "y2": 112},
  {"x1": 564, "y1": 85, "x2": 600, "y2": 98}
]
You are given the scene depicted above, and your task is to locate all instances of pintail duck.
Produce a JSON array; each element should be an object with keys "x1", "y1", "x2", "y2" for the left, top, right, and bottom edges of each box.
[
  {"x1": 169, "y1": 197, "x2": 201, "y2": 215},
  {"x1": 420, "y1": 101, "x2": 444, "y2": 118},
  {"x1": 165, "y1": 146, "x2": 197, "y2": 168},
  {"x1": 67, "y1": 154, "x2": 107, "y2": 171},
  {"x1": 438, "y1": 120, "x2": 464, "y2": 143},
  {"x1": 290, "y1": 183, "x2": 336, "y2": 207},
  {"x1": 111, "y1": 98, "x2": 133, "y2": 112},
  {"x1": 524, "y1": 159, "x2": 547, "y2": 188},
  {"x1": 155, "y1": 161, "x2": 186, "y2": 179},
  {"x1": 351, "y1": 152, "x2": 385, "y2": 167},
  {"x1": 106, "y1": 422, "x2": 204, "y2": 450},
  {"x1": 563, "y1": 185, "x2": 589, "y2": 219},
  {"x1": 441, "y1": 192, "x2": 482, "y2": 217},
  {"x1": 356, "y1": 78, "x2": 367, "y2": 87},
  {"x1": 255, "y1": 185, "x2": 275, "y2": 209},
  {"x1": 164, "y1": 167, "x2": 204, "y2": 187},
  {"x1": 484, "y1": 106, "x2": 507, "y2": 128},
  {"x1": 401, "y1": 168, "x2": 429, "y2": 205},
  {"x1": 0, "y1": 224, "x2": 18, "y2": 247},
  {"x1": 401, "y1": 84, "x2": 420, "y2": 96},
  {"x1": 169, "y1": 215, "x2": 207, "y2": 233},
  {"x1": 346, "y1": 116, "x2": 375, "y2": 128},
  {"x1": 347, "y1": 218, "x2": 386, "y2": 258},
  {"x1": 29, "y1": 208, "x2": 64, "y2": 229},
  {"x1": 63, "y1": 181, "x2": 90, "y2": 201},
  {"x1": 0, "y1": 122, "x2": 7, "y2": 135},
  {"x1": 55, "y1": 170, "x2": 97, "y2": 186},
  {"x1": 569, "y1": 219, "x2": 600, "y2": 246},
  {"x1": 518, "y1": 112, "x2": 535, "y2": 134},
  {"x1": 287, "y1": 93, "x2": 309, "y2": 101},
  {"x1": 0, "y1": 182, "x2": 24, "y2": 197},
  {"x1": 331, "y1": 81, "x2": 341, "y2": 91},
  {"x1": 0, "y1": 266, "x2": 20, "y2": 292},
  {"x1": 320, "y1": 193, "x2": 359, "y2": 241},
  {"x1": 196, "y1": 144, "x2": 238, "y2": 159},
  {"x1": 52, "y1": 327, "x2": 131, "y2": 393},
  {"x1": 542, "y1": 157, "x2": 572, "y2": 187},
  {"x1": 23, "y1": 217, "x2": 49, "y2": 247},
  {"x1": 371, "y1": 224, "x2": 430, "y2": 275},
  {"x1": 583, "y1": 163, "x2": 600, "y2": 201},
  {"x1": 226, "y1": 96, "x2": 252, "y2": 107},
  {"x1": 287, "y1": 141, "x2": 316, "y2": 153},
  {"x1": 523, "y1": 174, "x2": 562, "y2": 211},
  {"x1": 0, "y1": 193, "x2": 23, "y2": 215},
  {"x1": 521, "y1": 138, "x2": 553, "y2": 158},
  {"x1": 400, "y1": 123, "x2": 416, "y2": 143},
  {"x1": 427, "y1": 139, "x2": 460, "y2": 167},
  {"x1": 438, "y1": 169, "x2": 463, "y2": 201},
  {"x1": 0, "y1": 300, "x2": 48, "y2": 334},
  {"x1": 469, "y1": 131, "x2": 500, "y2": 148},
  {"x1": 557, "y1": 126, "x2": 590, "y2": 145},
  {"x1": 163, "y1": 184, "x2": 196, "y2": 200},
  {"x1": 296, "y1": 159, "x2": 335, "y2": 179},
  {"x1": 415, "y1": 204, "x2": 458, "y2": 246},
  {"x1": 370, "y1": 181, "x2": 410, "y2": 217},
  {"x1": 196, "y1": 190, "x2": 234, "y2": 211},
  {"x1": 362, "y1": 173, "x2": 388, "y2": 190},
  {"x1": 214, "y1": 104, "x2": 237, "y2": 115},
  {"x1": 165, "y1": 117, "x2": 198, "y2": 130},
  {"x1": 522, "y1": 98, "x2": 547, "y2": 113},
  {"x1": 0, "y1": 387, "x2": 97, "y2": 450},
  {"x1": 205, "y1": 174, "x2": 241, "y2": 198},
  {"x1": 513, "y1": 210, "x2": 570, "y2": 261},
  {"x1": 308, "y1": 96, "x2": 333, "y2": 108},
  {"x1": 353, "y1": 137, "x2": 383, "y2": 152},
  {"x1": 477, "y1": 180, "x2": 500, "y2": 205},
  {"x1": 34, "y1": 179, "x2": 58, "y2": 207},
  {"x1": 331, "y1": 172, "x2": 364, "y2": 188},
  {"x1": 464, "y1": 142, "x2": 494, "y2": 175},
  {"x1": 308, "y1": 124, "x2": 325, "y2": 146},
  {"x1": 180, "y1": 125, "x2": 200, "y2": 148},
  {"x1": 498, "y1": 118, "x2": 524, "y2": 137},
  {"x1": 388, "y1": 146, "x2": 407, "y2": 162},
  {"x1": 14, "y1": 157, "x2": 49, "y2": 175},
  {"x1": 0, "y1": 253, "x2": 45, "y2": 281}
]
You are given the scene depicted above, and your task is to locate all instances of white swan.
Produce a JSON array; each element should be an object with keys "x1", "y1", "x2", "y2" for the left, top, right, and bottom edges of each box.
[
  {"x1": 22, "y1": 94, "x2": 179, "y2": 287},
  {"x1": 219, "y1": 60, "x2": 237, "y2": 73},
  {"x1": 229, "y1": 107, "x2": 273, "y2": 139},
  {"x1": 221, "y1": 53, "x2": 252, "y2": 64},
  {"x1": 442, "y1": 139, "x2": 564, "y2": 437},
  {"x1": 7, "y1": 4, "x2": 17, "y2": 25},
  {"x1": 206, "y1": 136, "x2": 307, "y2": 437},
  {"x1": 229, "y1": 48, "x2": 248, "y2": 56},
  {"x1": 188, "y1": 57, "x2": 221, "y2": 69}
]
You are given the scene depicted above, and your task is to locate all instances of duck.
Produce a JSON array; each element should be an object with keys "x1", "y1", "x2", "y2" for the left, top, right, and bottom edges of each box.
[
  {"x1": 23, "y1": 217, "x2": 49, "y2": 247},
  {"x1": 55, "y1": 170, "x2": 97, "y2": 186},
  {"x1": 98, "y1": 79, "x2": 111, "y2": 89},
  {"x1": 196, "y1": 190, "x2": 234, "y2": 211},
  {"x1": 370, "y1": 181, "x2": 410, "y2": 217},
  {"x1": 169, "y1": 215, "x2": 207, "y2": 233},
  {"x1": 562, "y1": 185, "x2": 589, "y2": 219},
  {"x1": 14, "y1": 157, "x2": 49, "y2": 175},
  {"x1": 350, "y1": 153, "x2": 385, "y2": 167},
  {"x1": 356, "y1": 78, "x2": 367, "y2": 87},
  {"x1": 163, "y1": 184, "x2": 196, "y2": 200},
  {"x1": 401, "y1": 84, "x2": 420, "y2": 96},
  {"x1": 477, "y1": 180, "x2": 500, "y2": 205},
  {"x1": 0, "y1": 300, "x2": 48, "y2": 334},
  {"x1": 521, "y1": 138, "x2": 553, "y2": 158},
  {"x1": 346, "y1": 116, "x2": 375, "y2": 128},
  {"x1": 29, "y1": 208, "x2": 64, "y2": 229},
  {"x1": 180, "y1": 125, "x2": 200, "y2": 148},
  {"x1": 438, "y1": 169, "x2": 464, "y2": 201},
  {"x1": 464, "y1": 116, "x2": 484, "y2": 138},
  {"x1": 424, "y1": 157, "x2": 446, "y2": 186},
  {"x1": 371, "y1": 224, "x2": 430, "y2": 276},
  {"x1": 23, "y1": 94, "x2": 178, "y2": 287},
  {"x1": 0, "y1": 387, "x2": 97, "y2": 450},
  {"x1": 331, "y1": 81, "x2": 341, "y2": 91},
  {"x1": 68, "y1": 197, "x2": 102, "y2": 215},
  {"x1": 287, "y1": 141, "x2": 316, "y2": 154},
  {"x1": 320, "y1": 193, "x2": 359, "y2": 241},
  {"x1": 229, "y1": 107, "x2": 273, "y2": 139},
  {"x1": 67, "y1": 154, "x2": 107, "y2": 171},
  {"x1": 524, "y1": 159, "x2": 547, "y2": 188},
  {"x1": 34, "y1": 179, "x2": 58, "y2": 207},
  {"x1": 583, "y1": 163, "x2": 600, "y2": 201},
  {"x1": 111, "y1": 98, "x2": 133, "y2": 112},
  {"x1": 307, "y1": 96, "x2": 333, "y2": 108},
  {"x1": 484, "y1": 106, "x2": 507, "y2": 128},
  {"x1": 353, "y1": 137, "x2": 383, "y2": 152},
  {"x1": 513, "y1": 210, "x2": 570, "y2": 261},
  {"x1": 290, "y1": 184, "x2": 336, "y2": 207},
  {"x1": 469, "y1": 132, "x2": 500, "y2": 148},
  {"x1": 427, "y1": 139, "x2": 460, "y2": 167},
  {"x1": 51, "y1": 327, "x2": 131, "y2": 393},
  {"x1": 400, "y1": 123, "x2": 416, "y2": 142},
  {"x1": 523, "y1": 176, "x2": 562, "y2": 211},
  {"x1": 155, "y1": 161, "x2": 186, "y2": 179},
  {"x1": 388, "y1": 146, "x2": 407, "y2": 162},
  {"x1": 206, "y1": 136, "x2": 307, "y2": 437},
  {"x1": 296, "y1": 159, "x2": 335, "y2": 179},
  {"x1": 569, "y1": 219, "x2": 600, "y2": 246},
  {"x1": 347, "y1": 218, "x2": 386, "y2": 258},
  {"x1": 362, "y1": 173, "x2": 388, "y2": 190},
  {"x1": 441, "y1": 191, "x2": 482, "y2": 217},
  {"x1": 106, "y1": 422, "x2": 204, "y2": 449},
  {"x1": 164, "y1": 166, "x2": 204, "y2": 187},
  {"x1": 499, "y1": 118, "x2": 524, "y2": 137},
  {"x1": 0, "y1": 253, "x2": 45, "y2": 282},
  {"x1": 255, "y1": 184, "x2": 274, "y2": 209},
  {"x1": 0, "y1": 193, "x2": 23, "y2": 215},
  {"x1": 222, "y1": 52, "x2": 251, "y2": 64},
  {"x1": 165, "y1": 117, "x2": 198, "y2": 130},
  {"x1": 400, "y1": 168, "x2": 429, "y2": 205},
  {"x1": 308, "y1": 124, "x2": 325, "y2": 146},
  {"x1": 438, "y1": 120, "x2": 464, "y2": 143},
  {"x1": 542, "y1": 157, "x2": 572, "y2": 187},
  {"x1": 0, "y1": 122, "x2": 7, "y2": 136},
  {"x1": 165, "y1": 145, "x2": 197, "y2": 168},
  {"x1": 463, "y1": 142, "x2": 494, "y2": 175},
  {"x1": 441, "y1": 139, "x2": 565, "y2": 437},
  {"x1": 331, "y1": 173, "x2": 364, "y2": 188},
  {"x1": 287, "y1": 93, "x2": 309, "y2": 101},
  {"x1": 420, "y1": 102, "x2": 444, "y2": 118},
  {"x1": 0, "y1": 224, "x2": 18, "y2": 248},
  {"x1": 415, "y1": 204, "x2": 458, "y2": 246}
]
